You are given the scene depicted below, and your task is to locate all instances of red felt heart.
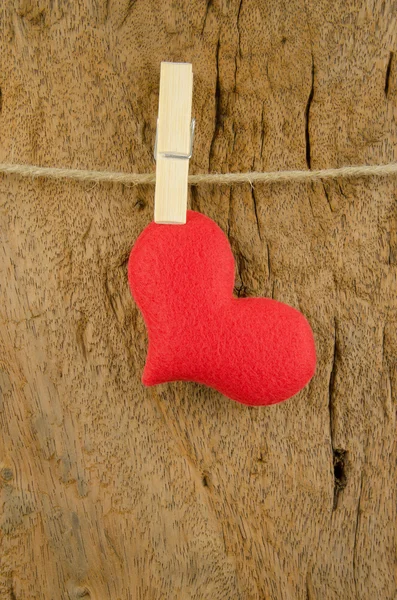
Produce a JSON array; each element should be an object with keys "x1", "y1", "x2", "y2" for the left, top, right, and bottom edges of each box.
[{"x1": 128, "y1": 210, "x2": 316, "y2": 406}]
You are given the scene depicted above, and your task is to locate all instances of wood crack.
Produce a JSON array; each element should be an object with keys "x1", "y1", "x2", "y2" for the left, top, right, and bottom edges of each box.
[
  {"x1": 338, "y1": 182, "x2": 347, "y2": 199},
  {"x1": 260, "y1": 102, "x2": 265, "y2": 159},
  {"x1": 266, "y1": 242, "x2": 271, "y2": 278},
  {"x1": 235, "y1": 0, "x2": 243, "y2": 89},
  {"x1": 385, "y1": 51, "x2": 394, "y2": 98},
  {"x1": 328, "y1": 317, "x2": 348, "y2": 510},
  {"x1": 209, "y1": 38, "x2": 221, "y2": 167},
  {"x1": 353, "y1": 472, "x2": 363, "y2": 598},
  {"x1": 333, "y1": 448, "x2": 347, "y2": 510},
  {"x1": 329, "y1": 320, "x2": 337, "y2": 444},
  {"x1": 251, "y1": 186, "x2": 262, "y2": 241},
  {"x1": 322, "y1": 182, "x2": 332, "y2": 212},
  {"x1": 236, "y1": 0, "x2": 243, "y2": 57},
  {"x1": 227, "y1": 188, "x2": 232, "y2": 238},
  {"x1": 305, "y1": 53, "x2": 315, "y2": 169}
]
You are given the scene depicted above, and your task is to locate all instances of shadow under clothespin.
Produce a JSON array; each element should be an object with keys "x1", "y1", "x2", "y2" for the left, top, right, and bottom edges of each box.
[{"x1": 154, "y1": 62, "x2": 194, "y2": 224}]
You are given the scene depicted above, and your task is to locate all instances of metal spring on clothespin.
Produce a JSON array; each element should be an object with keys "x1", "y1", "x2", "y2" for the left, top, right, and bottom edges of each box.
[
  {"x1": 154, "y1": 117, "x2": 195, "y2": 161},
  {"x1": 153, "y1": 62, "x2": 194, "y2": 224}
]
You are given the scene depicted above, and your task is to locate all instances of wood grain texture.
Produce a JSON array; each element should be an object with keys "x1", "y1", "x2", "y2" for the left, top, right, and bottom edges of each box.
[{"x1": 0, "y1": 1, "x2": 397, "y2": 598}]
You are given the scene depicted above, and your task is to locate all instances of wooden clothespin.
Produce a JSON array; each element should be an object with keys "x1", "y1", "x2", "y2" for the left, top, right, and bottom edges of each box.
[{"x1": 154, "y1": 62, "x2": 194, "y2": 224}]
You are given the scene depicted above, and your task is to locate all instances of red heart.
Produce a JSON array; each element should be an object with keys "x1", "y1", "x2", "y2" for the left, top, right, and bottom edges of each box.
[{"x1": 128, "y1": 210, "x2": 316, "y2": 406}]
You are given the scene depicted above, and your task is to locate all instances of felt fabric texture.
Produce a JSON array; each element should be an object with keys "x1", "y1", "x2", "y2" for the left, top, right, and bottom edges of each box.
[{"x1": 128, "y1": 210, "x2": 316, "y2": 406}]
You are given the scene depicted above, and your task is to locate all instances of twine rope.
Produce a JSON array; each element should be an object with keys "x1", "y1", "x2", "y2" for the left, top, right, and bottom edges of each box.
[{"x1": 0, "y1": 161, "x2": 397, "y2": 186}]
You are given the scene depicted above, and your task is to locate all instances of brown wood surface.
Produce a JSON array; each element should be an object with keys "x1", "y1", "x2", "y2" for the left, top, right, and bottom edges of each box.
[{"x1": 1, "y1": 1, "x2": 397, "y2": 598}]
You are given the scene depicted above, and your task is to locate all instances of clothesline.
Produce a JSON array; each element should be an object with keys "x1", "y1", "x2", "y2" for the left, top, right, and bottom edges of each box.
[{"x1": 0, "y1": 161, "x2": 396, "y2": 186}]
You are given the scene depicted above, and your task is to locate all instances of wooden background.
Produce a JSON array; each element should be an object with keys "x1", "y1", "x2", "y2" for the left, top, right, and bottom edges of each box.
[{"x1": 1, "y1": 0, "x2": 397, "y2": 598}]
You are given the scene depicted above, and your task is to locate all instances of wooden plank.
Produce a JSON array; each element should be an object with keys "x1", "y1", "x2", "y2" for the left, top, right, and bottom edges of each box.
[{"x1": 0, "y1": 1, "x2": 396, "y2": 598}]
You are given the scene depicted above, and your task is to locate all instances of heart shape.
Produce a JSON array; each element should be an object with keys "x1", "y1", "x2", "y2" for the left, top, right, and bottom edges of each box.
[{"x1": 128, "y1": 210, "x2": 316, "y2": 406}]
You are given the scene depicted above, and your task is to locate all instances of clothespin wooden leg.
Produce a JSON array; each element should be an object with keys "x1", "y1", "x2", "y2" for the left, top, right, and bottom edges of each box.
[{"x1": 154, "y1": 62, "x2": 194, "y2": 224}]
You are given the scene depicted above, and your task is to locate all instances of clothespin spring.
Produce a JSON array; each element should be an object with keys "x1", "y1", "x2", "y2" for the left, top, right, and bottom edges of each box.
[{"x1": 154, "y1": 118, "x2": 196, "y2": 161}]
